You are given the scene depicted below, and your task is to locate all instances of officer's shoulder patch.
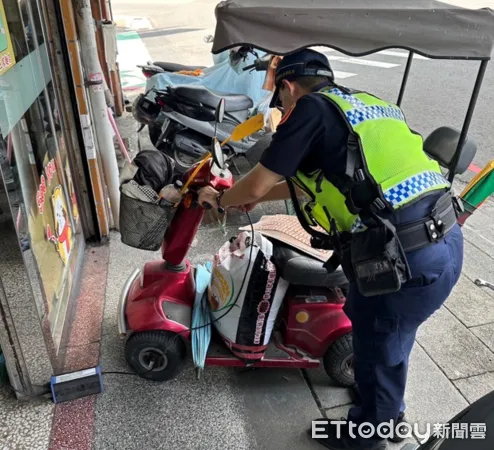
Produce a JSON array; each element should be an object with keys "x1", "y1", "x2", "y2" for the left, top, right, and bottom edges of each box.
[{"x1": 278, "y1": 104, "x2": 296, "y2": 126}]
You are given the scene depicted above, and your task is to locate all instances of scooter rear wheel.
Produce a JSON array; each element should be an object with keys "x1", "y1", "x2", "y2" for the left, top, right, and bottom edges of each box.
[
  {"x1": 323, "y1": 333, "x2": 354, "y2": 387},
  {"x1": 125, "y1": 331, "x2": 186, "y2": 382}
]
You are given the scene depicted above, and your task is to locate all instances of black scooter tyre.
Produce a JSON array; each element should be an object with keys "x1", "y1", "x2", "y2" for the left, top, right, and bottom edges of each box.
[
  {"x1": 323, "y1": 333, "x2": 354, "y2": 387},
  {"x1": 125, "y1": 331, "x2": 186, "y2": 382}
]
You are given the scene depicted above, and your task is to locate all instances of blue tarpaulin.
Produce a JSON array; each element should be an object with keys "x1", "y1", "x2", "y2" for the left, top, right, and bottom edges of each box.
[{"x1": 145, "y1": 50, "x2": 271, "y2": 107}]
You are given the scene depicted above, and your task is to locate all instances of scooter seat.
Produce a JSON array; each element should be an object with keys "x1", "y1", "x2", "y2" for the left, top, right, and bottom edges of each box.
[
  {"x1": 271, "y1": 241, "x2": 348, "y2": 288},
  {"x1": 153, "y1": 61, "x2": 206, "y2": 72},
  {"x1": 173, "y1": 85, "x2": 254, "y2": 112}
]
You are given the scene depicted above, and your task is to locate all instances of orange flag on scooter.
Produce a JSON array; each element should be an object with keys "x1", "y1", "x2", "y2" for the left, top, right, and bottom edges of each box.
[{"x1": 221, "y1": 113, "x2": 265, "y2": 146}]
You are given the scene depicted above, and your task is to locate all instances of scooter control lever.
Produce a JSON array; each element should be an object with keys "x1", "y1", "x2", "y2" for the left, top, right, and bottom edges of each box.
[
  {"x1": 216, "y1": 191, "x2": 226, "y2": 214},
  {"x1": 202, "y1": 202, "x2": 224, "y2": 214}
]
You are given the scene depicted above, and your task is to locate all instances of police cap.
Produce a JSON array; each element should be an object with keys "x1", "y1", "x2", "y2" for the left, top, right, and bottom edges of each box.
[{"x1": 270, "y1": 49, "x2": 334, "y2": 108}]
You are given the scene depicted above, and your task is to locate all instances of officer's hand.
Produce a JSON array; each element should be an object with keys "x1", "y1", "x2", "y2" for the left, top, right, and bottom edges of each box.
[
  {"x1": 198, "y1": 185, "x2": 219, "y2": 209},
  {"x1": 236, "y1": 202, "x2": 258, "y2": 213}
]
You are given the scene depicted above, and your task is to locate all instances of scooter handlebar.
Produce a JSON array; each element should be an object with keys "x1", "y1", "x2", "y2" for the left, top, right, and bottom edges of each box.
[{"x1": 201, "y1": 201, "x2": 225, "y2": 214}]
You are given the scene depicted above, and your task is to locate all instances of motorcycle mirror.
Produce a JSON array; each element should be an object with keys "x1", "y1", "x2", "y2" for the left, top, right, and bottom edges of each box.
[
  {"x1": 215, "y1": 99, "x2": 225, "y2": 124},
  {"x1": 221, "y1": 113, "x2": 264, "y2": 146},
  {"x1": 204, "y1": 34, "x2": 214, "y2": 43},
  {"x1": 211, "y1": 137, "x2": 225, "y2": 170}
]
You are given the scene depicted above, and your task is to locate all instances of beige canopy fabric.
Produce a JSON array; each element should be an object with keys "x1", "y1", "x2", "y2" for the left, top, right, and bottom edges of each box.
[{"x1": 212, "y1": 0, "x2": 494, "y2": 60}]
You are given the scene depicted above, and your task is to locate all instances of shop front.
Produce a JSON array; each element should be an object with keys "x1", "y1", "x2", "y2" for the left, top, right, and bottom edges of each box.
[{"x1": 0, "y1": 0, "x2": 90, "y2": 393}]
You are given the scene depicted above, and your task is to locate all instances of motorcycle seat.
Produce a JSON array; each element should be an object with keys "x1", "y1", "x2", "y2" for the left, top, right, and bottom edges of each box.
[
  {"x1": 153, "y1": 61, "x2": 206, "y2": 72},
  {"x1": 271, "y1": 241, "x2": 348, "y2": 288},
  {"x1": 173, "y1": 85, "x2": 254, "y2": 112}
]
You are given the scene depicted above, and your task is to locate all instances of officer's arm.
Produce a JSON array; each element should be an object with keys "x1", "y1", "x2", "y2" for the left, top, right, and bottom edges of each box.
[
  {"x1": 256, "y1": 180, "x2": 304, "y2": 202},
  {"x1": 219, "y1": 163, "x2": 284, "y2": 207},
  {"x1": 220, "y1": 97, "x2": 322, "y2": 207}
]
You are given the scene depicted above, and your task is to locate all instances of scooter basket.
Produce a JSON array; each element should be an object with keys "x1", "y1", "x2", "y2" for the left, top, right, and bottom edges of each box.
[{"x1": 119, "y1": 191, "x2": 176, "y2": 251}]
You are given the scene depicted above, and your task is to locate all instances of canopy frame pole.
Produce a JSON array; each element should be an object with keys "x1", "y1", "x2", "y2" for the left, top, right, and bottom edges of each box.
[
  {"x1": 448, "y1": 60, "x2": 489, "y2": 183},
  {"x1": 396, "y1": 52, "x2": 414, "y2": 106}
]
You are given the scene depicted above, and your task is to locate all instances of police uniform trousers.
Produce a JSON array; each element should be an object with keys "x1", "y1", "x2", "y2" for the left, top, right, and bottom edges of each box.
[{"x1": 343, "y1": 192, "x2": 464, "y2": 437}]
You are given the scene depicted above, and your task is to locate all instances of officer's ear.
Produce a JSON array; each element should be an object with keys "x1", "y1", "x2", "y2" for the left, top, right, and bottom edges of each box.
[{"x1": 282, "y1": 79, "x2": 296, "y2": 96}]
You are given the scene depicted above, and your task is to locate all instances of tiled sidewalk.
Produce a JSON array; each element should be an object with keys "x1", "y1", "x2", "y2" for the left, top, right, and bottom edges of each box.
[{"x1": 2, "y1": 113, "x2": 494, "y2": 449}]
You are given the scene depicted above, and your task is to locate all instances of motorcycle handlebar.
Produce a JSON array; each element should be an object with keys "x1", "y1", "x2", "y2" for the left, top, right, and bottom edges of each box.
[
  {"x1": 243, "y1": 57, "x2": 271, "y2": 72},
  {"x1": 236, "y1": 46, "x2": 251, "y2": 58}
]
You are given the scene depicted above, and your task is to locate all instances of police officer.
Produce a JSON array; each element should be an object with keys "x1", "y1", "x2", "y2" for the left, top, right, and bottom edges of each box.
[{"x1": 198, "y1": 49, "x2": 463, "y2": 450}]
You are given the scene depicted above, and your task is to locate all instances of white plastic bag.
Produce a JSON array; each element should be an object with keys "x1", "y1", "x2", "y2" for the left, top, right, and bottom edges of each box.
[{"x1": 208, "y1": 231, "x2": 289, "y2": 361}]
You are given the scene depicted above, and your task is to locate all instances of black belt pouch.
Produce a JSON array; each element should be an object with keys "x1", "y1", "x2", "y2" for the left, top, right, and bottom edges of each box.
[{"x1": 340, "y1": 223, "x2": 411, "y2": 297}]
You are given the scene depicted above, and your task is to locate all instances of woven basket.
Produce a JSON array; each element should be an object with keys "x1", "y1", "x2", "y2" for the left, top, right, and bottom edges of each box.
[{"x1": 119, "y1": 191, "x2": 176, "y2": 251}]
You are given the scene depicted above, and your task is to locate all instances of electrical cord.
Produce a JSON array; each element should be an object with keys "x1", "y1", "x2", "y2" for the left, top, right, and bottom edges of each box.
[
  {"x1": 98, "y1": 212, "x2": 255, "y2": 375},
  {"x1": 3, "y1": 212, "x2": 256, "y2": 390},
  {"x1": 178, "y1": 210, "x2": 254, "y2": 333},
  {"x1": 146, "y1": 210, "x2": 255, "y2": 360},
  {"x1": 102, "y1": 359, "x2": 156, "y2": 377},
  {"x1": 3, "y1": 361, "x2": 159, "y2": 399},
  {"x1": 105, "y1": 211, "x2": 255, "y2": 374}
]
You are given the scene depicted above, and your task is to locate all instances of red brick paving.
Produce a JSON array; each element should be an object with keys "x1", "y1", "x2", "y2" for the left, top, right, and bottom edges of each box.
[{"x1": 49, "y1": 244, "x2": 110, "y2": 450}]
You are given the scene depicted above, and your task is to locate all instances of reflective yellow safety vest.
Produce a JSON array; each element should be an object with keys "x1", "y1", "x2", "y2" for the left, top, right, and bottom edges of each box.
[{"x1": 291, "y1": 87, "x2": 450, "y2": 234}]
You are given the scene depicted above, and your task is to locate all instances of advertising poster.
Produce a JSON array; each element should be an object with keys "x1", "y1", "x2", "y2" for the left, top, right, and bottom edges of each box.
[
  {"x1": 29, "y1": 151, "x2": 74, "y2": 327},
  {"x1": 0, "y1": 1, "x2": 16, "y2": 76}
]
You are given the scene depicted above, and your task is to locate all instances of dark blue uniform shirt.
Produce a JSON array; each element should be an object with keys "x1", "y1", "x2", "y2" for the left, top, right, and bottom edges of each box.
[{"x1": 260, "y1": 93, "x2": 349, "y2": 179}]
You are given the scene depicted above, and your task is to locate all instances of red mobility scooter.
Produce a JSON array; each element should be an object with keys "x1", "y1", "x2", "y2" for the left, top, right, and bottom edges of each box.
[{"x1": 118, "y1": 100, "x2": 354, "y2": 387}]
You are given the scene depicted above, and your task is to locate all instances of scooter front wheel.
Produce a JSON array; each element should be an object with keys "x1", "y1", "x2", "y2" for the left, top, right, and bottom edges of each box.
[
  {"x1": 125, "y1": 331, "x2": 186, "y2": 382},
  {"x1": 323, "y1": 333, "x2": 354, "y2": 387}
]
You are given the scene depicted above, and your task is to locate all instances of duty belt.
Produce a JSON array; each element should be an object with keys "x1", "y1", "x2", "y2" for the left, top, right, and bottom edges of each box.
[{"x1": 395, "y1": 192, "x2": 458, "y2": 253}]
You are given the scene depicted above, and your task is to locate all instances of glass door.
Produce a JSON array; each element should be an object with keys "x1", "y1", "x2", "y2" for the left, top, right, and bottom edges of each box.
[{"x1": 0, "y1": 0, "x2": 84, "y2": 352}]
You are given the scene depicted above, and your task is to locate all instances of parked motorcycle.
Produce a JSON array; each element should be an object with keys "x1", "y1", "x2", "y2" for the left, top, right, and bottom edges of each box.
[
  {"x1": 135, "y1": 35, "x2": 235, "y2": 80},
  {"x1": 132, "y1": 50, "x2": 274, "y2": 173},
  {"x1": 137, "y1": 61, "x2": 207, "y2": 79},
  {"x1": 119, "y1": 99, "x2": 354, "y2": 387}
]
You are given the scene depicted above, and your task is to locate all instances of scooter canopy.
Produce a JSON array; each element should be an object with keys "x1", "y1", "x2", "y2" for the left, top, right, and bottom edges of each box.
[{"x1": 212, "y1": 0, "x2": 494, "y2": 60}]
